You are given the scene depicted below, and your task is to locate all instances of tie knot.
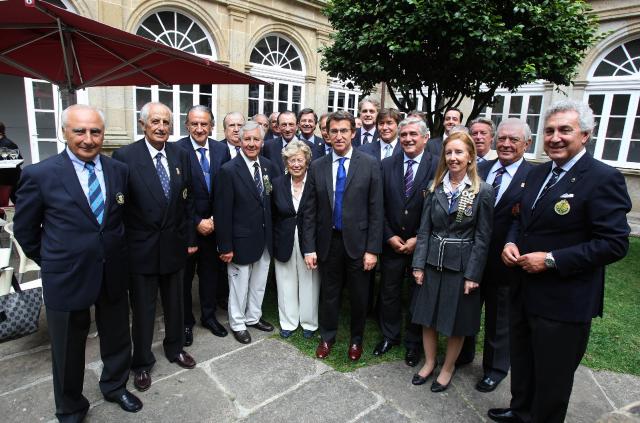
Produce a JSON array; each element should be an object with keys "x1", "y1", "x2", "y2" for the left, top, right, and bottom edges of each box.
[
  {"x1": 552, "y1": 166, "x2": 564, "y2": 176},
  {"x1": 253, "y1": 162, "x2": 260, "y2": 169},
  {"x1": 155, "y1": 152, "x2": 163, "y2": 161},
  {"x1": 198, "y1": 147, "x2": 207, "y2": 154},
  {"x1": 406, "y1": 159, "x2": 415, "y2": 166},
  {"x1": 338, "y1": 157, "x2": 347, "y2": 166},
  {"x1": 84, "y1": 161, "x2": 95, "y2": 170},
  {"x1": 496, "y1": 166, "x2": 506, "y2": 175}
]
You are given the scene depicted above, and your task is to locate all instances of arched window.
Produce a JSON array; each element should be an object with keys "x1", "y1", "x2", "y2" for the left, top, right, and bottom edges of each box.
[
  {"x1": 134, "y1": 11, "x2": 217, "y2": 139},
  {"x1": 248, "y1": 35, "x2": 305, "y2": 117},
  {"x1": 586, "y1": 37, "x2": 640, "y2": 168}
]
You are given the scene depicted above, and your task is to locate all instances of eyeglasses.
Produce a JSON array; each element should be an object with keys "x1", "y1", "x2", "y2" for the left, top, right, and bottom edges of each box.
[{"x1": 286, "y1": 157, "x2": 306, "y2": 165}]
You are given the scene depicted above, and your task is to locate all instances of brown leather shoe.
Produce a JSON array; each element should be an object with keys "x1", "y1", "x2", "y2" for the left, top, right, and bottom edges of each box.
[
  {"x1": 348, "y1": 343, "x2": 363, "y2": 361},
  {"x1": 133, "y1": 370, "x2": 151, "y2": 392},
  {"x1": 172, "y1": 350, "x2": 196, "y2": 369},
  {"x1": 315, "y1": 339, "x2": 334, "y2": 359}
]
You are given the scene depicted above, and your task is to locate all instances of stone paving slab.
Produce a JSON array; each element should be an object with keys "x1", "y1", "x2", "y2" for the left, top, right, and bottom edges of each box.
[
  {"x1": 593, "y1": 370, "x2": 640, "y2": 410},
  {"x1": 354, "y1": 403, "x2": 413, "y2": 422},
  {"x1": 241, "y1": 371, "x2": 379, "y2": 422}
]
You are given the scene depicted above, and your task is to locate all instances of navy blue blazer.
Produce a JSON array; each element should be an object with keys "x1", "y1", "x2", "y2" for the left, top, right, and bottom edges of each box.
[
  {"x1": 176, "y1": 137, "x2": 231, "y2": 229},
  {"x1": 478, "y1": 158, "x2": 534, "y2": 280},
  {"x1": 14, "y1": 152, "x2": 129, "y2": 311},
  {"x1": 271, "y1": 174, "x2": 310, "y2": 262},
  {"x1": 112, "y1": 139, "x2": 196, "y2": 275},
  {"x1": 352, "y1": 127, "x2": 379, "y2": 148},
  {"x1": 214, "y1": 155, "x2": 278, "y2": 265},
  {"x1": 425, "y1": 136, "x2": 443, "y2": 160},
  {"x1": 299, "y1": 134, "x2": 325, "y2": 150},
  {"x1": 506, "y1": 153, "x2": 631, "y2": 322},
  {"x1": 262, "y1": 137, "x2": 323, "y2": 174},
  {"x1": 360, "y1": 140, "x2": 403, "y2": 162},
  {"x1": 381, "y1": 151, "x2": 437, "y2": 246}
]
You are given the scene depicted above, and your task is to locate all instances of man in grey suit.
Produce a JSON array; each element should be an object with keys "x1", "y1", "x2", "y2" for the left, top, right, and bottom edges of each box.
[{"x1": 303, "y1": 110, "x2": 383, "y2": 362}]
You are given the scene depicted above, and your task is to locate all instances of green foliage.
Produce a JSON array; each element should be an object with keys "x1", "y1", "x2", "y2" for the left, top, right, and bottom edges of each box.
[{"x1": 320, "y1": 0, "x2": 601, "y2": 135}]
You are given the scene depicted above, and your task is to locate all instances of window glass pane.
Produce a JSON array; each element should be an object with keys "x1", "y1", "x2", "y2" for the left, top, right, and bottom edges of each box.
[
  {"x1": 264, "y1": 84, "x2": 274, "y2": 100},
  {"x1": 602, "y1": 139, "x2": 621, "y2": 161},
  {"x1": 527, "y1": 135, "x2": 536, "y2": 154},
  {"x1": 526, "y1": 116, "x2": 540, "y2": 136},
  {"x1": 278, "y1": 102, "x2": 288, "y2": 112},
  {"x1": 586, "y1": 140, "x2": 596, "y2": 156},
  {"x1": 180, "y1": 116, "x2": 188, "y2": 136},
  {"x1": 35, "y1": 112, "x2": 56, "y2": 138},
  {"x1": 632, "y1": 117, "x2": 640, "y2": 140},
  {"x1": 199, "y1": 94, "x2": 212, "y2": 109},
  {"x1": 248, "y1": 100, "x2": 258, "y2": 118},
  {"x1": 267, "y1": 36, "x2": 278, "y2": 54},
  {"x1": 328, "y1": 90, "x2": 335, "y2": 110},
  {"x1": 492, "y1": 95, "x2": 505, "y2": 113},
  {"x1": 588, "y1": 94, "x2": 605, "y2": 115},
  {"x1": 278, "y1": 84, "x2": 288, "y2": 104},
  {"x1": 627, "y1": 141, "x2": 640, "y2": 163},
  {"x1": 605, "y1": 117, "x2": 625, "y2": 139},
  {"x1": 605, "y1": 46, "x2": 626, "y2": 67},
  {"x1": 180, "y1": 93, "x2": 192, "y2": 114},
  {"x1": 249, "y1": 84, "x2": 259, "y2": 99},
  {"x1": 200, "y1": 84, "x2": 211, "y2": 95},
  {"x1": 32, "y1": 82, "x2": 54, "y2": 109},
  {"x1": 528, "y1": 96, "x2": 542, "y2": 114},
  {"x1": 263, "y1": 101, "x2": 273, "y2": 116},
  {"x1": 292, "y1": 103, "x2": 300, "y2": 115},
  {"x1": 290, "y1": 58, "x2": 302, "y2": 71},
  {"x1": 337, "y1": 92, "x2": 345, "y2": 109},
  {"x1": 292, "y1": 85, "x2": 301, "y2": 104},
  {"x1": 348, "y1": 94, "x2": 356, "y2": 110},
  {"x1": 594, "y1": 62, "x2": 617, "y2": 77},
  {"x1": 611, "y1": 95, "x2": 630, "y2": 115},
  {"x1": 625, "y1": 39, "x2": 640, "y2": 61},
  {"x1": 38, "y1": 141, "x2": 58, "y2": 161},
  {"x1": 159, "y1": 90, "x2": 173, "y2": 114},
  {"x1": 509, "y1": 96, "x2": 523, "y2": 115}
]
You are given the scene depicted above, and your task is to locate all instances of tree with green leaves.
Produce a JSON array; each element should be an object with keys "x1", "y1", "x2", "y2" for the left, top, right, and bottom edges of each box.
[{"x1": 321, "y1": 0, "x2": 601, "y2": 135}]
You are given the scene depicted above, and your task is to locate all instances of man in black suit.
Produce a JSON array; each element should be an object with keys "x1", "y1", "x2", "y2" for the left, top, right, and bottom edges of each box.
[
  {"x1": 489, "y1": 100, "x2": 631, "y2": 423},
  {"x1": 215, "y1": 121, "x2": 278, "y2": 344},
  {"x1": 360, "y1": 108, "x2": 403, "y2": 161},
  {"x1": 112, "y1": 102, "x2": 198, "y2": 393},
  {"x1": 297, "y1": 108, "x2": 325, "y2": 149},
  {"x1": 426, "y1": 107, "x2": 463, "y2": 158},
  {"x1": 252, "y1": 113, "x2": 270, "y2": 136},
  {"x1": 352, "y1": 97, "x2": 380, "y2": 147},
  {"x1": 372, "y1": 117, "x2": 437, "y2": 366},
  {"x1": 14, "y1": 104, "x2": 142, "y2": 421},
  {"x1": 263, "y1": 110, "x2": 321, "y2": 174},
  {"x1": 220, "y1": 112, "x2": 245, "y2": 159},
  {"x1": 177, "y1": 106, "x2": 231, "y2": 346},
  {"x1": 303, "y1": 110, "x2": 383, "y2": 362},
  {"x1": 464, "y1": 118, "x2": 534, "y2": 393},
  {"x1": 265, "y1": 112, "x2": 280, "y2": 141},
  {"x1": 318, "y1": 113, "x2": 332, "y2": 156}
]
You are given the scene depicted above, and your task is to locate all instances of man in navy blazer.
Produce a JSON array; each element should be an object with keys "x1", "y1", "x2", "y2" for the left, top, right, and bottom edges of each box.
[
  {"x1": 461, "y1": 118, "x2": 535, "y2": 393},
  {"x1": 359, "y1": 108, "x2": 403, "y2": 161},
  {"x1": 262, "y1": 110, "x2": 321, "y2": 174},
  {"x1": 373, "y1": 117, "x2": 437, "y2": 366},
  {"x1": 220, "y1": 112, "x2": 245, "y2": 160},
  {"x1": 112, "y1": 102, "x2": 198, "y2": 392},
  {"x1": 352, "y1": 97, "x2": 380, "y2": 148},
  {"x1": 426, "y1": 107, "x2": 464, "y2": 159},
  {"x1": 176, "y1": 106, "x2": 231, "y2": 345},
  {"x1": 297, "y1": 108, "x2": 325, "y2": 149},
  {"x1": 215, "y1": 121, "x2": 278, "y2": 344},
  {"x1": 14, "y1": 105, "x2": 142, "y2": 420},
  {"x1": 489, "y1": 101, "x2": 631, "y2": 423},
  {"x1": 303, "y1": 110, "x2": 383, "y2": 361}
]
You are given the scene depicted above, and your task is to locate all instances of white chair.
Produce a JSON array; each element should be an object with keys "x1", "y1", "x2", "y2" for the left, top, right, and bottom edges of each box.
[{"x1": 3, "y1": 222, "x2": 41, "y2": 284}]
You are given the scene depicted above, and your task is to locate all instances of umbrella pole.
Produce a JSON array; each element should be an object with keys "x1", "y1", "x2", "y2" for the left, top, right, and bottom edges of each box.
[{"x1": 60, "y1": 89, "x2": 77, "y2": 106}]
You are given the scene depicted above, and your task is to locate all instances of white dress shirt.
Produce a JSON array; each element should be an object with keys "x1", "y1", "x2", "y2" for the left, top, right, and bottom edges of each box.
[
  {"x1": 331, "y1": 147, "x2": 353, "y2": 195},
  {"x1": 534, "y1": 148, "x2": 586, "y2": 203},
  {"x1": 380, "y1": 138, "x2": 398, "y2": 160},
  {"x1": 66, "y1": 147, "x2": 106, "y2": 204},
  {"x1": 486, "y1": 157, "x2": 524, "y2": 204},
  {"x1": 403, "y1": 151, "x2": 423, "y2": 174},
  {"x1": 190, "y1": 136, "x2": 210, "y2": 165},
  {"x1": 240, "y1": 150, "x2": 263, "y2": 182},
  {"x1": 145, "y1": 139, "x2": 170, "y2": 179}
]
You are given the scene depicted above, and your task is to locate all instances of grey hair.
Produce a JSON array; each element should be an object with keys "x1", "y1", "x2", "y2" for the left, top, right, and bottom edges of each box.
[
  {"x1": 252, "y1": 113, "x2": 269, "y2": 122},
  {"x1": 358, "y1": 96, "x2": 381, "y2": 112},
  {"x1": 223, "y1": 112, "x2": 245, "y2": 129},
  {"x1": 185, "y1": 105, "x2": 214, "y2": 125},
  {"x1": 61, "y1": 104, "x2": 105, "y2": 129},
  {"x1": 469, "y1": 117, "x2": 496, "y2": 136},
  {"x1": 139, "y1": 102, "x2": 172, "y2": 127},
  {"x1": 449, "y1": 125, "x2": 469, "y2": 134},
  {"x1": 497, "y1": 118, "x2": 532, "y2": 142},
  {"x1": 398, "y1": 117, "x2": 429, "y2": 136},
  {"x1": 281, "y1": 139, "x2": 312, "y2": 166},
  {"x1": 239, "y1": 121, "x2": 265, "y2": 140},
  {"x1": 543, "y1": 99, "x2": 595, "y2": 134}
]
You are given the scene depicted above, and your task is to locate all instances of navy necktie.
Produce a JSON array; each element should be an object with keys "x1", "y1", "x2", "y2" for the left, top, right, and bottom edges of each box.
[
  {"x1": 333, "y1": 157, "x2": 347, "y2": 230},
  {"x1": 363, "y1": 132, "x2": 370, "y2": 145},
  {"x1": 492, "y1": 166, "x2": 506, "y2": 203},
  {"x1": 155, "y1": 152, "x2": 170, "y2": 200},
  {"x1": 533, "y1": 167, "x2": 564, "y2": 209},
  {"x1": 198, "y1": 147, "x2": 211, "y2": 192},
  {"x1": 235, "y1": 146, "x2": 240, "y2": 154},
  {"x1": 85, "y1": 162, "x2": 104, "y2": 224},
  {"x1": 404, "y1": 159, "x2": 415, "y2": 198},
  {"x1": 253, "y1": 162, "x2": 263, "y2": 196}
]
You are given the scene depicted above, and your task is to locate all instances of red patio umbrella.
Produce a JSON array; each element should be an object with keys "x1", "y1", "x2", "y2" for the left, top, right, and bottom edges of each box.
[{"x1": 0, "y1": 0, "x2": 264, "y2": 95}]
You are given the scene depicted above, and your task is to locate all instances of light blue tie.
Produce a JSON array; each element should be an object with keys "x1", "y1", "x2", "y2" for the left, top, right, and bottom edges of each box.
[
  {"x1": 85, "y1": 162, "x2": 104, "y2": 224},
  {"x1": 155, "y1": 152, "x2": 170, "y2": 201}
]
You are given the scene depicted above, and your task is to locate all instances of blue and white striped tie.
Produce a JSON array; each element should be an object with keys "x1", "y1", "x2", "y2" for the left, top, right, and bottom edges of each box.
[{"x1": 85, "y1": 161, "x2": 104, "y2": 224}]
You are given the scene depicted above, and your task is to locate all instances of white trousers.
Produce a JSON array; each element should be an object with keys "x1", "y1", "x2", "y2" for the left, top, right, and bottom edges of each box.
[
  {"x1": 274, "y1": 231, "x2": 320, "y2": 331},
  {"x1": 227, "y1": 247, "x2": 270, "y2": 331}
]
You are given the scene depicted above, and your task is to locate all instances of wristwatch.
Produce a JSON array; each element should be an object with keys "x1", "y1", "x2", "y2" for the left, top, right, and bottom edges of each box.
[{"x1": 544, "y1": 252, "x2": 556, "y2": 269}]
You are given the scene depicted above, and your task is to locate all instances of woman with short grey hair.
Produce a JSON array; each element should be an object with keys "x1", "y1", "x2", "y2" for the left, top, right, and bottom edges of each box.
[{"x1": 271, "y1": 140, "x2": 319, "y2": 338}]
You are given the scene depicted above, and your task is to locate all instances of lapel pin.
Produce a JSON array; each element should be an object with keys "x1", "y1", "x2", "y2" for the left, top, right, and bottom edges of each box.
[
  {"x1": 520, "y1": 182, "x2": 525, "y2": 188},
  {"x1": 570, "y1": 177, "x2": 575, "y2": 183},
  {"x1": 116, "y1": 192, "x2": 125, "y2": 205},
  {"x1": 176, "y1": 168, "x2": 181, "y2": 175}
]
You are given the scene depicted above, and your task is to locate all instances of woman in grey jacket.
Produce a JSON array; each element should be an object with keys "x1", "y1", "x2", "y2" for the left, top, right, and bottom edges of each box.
[{"x1": 411, "y1": 131, "x2": 494, "y2": 392}]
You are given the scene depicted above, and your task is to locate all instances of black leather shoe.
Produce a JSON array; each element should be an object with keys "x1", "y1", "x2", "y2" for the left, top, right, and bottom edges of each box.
[
  {"x1": 411, "y1": 369, "x2": 433, "y2": 385},
  {"x1": 372, "y1": 338, "x2": 398, "y2": 356},
  {"x1": 405, "y1": 348, "x2": 420, "y2": 367},
  {"x1": 133, "y1": 370, "x2": 151, "y2": 392},
  {"x1": 172, "y1": 350, "x2": 196, "y2": 369},
  {"x1": 476, "y1": 375, "x2": 502, "y2": 392},
  {"x1": 431, "y1": 369, "x2": 456, "y2": 393},
  {"x1": 247, "y1": 318, "x2": 274, "y2": 332},
  {"x1": 105, "y1": 390, "x2": 143, "y2": 413},
  {"x1": 488, "y1": 408, "x2": 522, "y2": 422},
  {"x1": 232, "y1": 329, "x2": 251, "y2": 344},
  {"x1": 202, "y1": 318, "x2": 228, "y2": 338},
  {"x1": 184, "y1": 327, "x2": 193, "y2": 347}
]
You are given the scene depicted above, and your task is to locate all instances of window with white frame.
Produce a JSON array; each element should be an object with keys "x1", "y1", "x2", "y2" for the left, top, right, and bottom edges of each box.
[
  {"x1": 135, "y1": 11, "x2": 216, "y2": 140},
  {"x1": 248, "y1": 35, "x2": 305, "y2": 117},
  {"x1": 478, "y1": 87, "x2": 545, "y2": 155},
  {"x1": 585, "y1": 37, "x2": 640, "y2": 168},
  {"x1": 328, "y1": 83, "x2": 360, "y2": 116}
]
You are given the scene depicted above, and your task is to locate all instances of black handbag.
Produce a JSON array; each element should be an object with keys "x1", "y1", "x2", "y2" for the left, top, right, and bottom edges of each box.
[{"x1": 0, "y1": 271, "x2": 43, "y2": 342}]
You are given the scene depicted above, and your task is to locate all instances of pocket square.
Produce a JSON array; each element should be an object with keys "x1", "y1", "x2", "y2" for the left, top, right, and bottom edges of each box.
[{"x1": 560, "y1": 193, "x2": 574, "y2": 198}]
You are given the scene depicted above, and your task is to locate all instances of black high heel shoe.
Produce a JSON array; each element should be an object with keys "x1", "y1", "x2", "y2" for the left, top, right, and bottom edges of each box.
[
  {"x1": 431, "y1": 368, "x2": 456, "y2": 392},
  {"x1": 411, "y1": 366, "x2": 435, "y2": 385}
]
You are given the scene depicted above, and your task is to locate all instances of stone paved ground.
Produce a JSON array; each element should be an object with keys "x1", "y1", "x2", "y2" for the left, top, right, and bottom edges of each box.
[{"x1": 1, "y1": 307, "x2": 639, "y2": 423}]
